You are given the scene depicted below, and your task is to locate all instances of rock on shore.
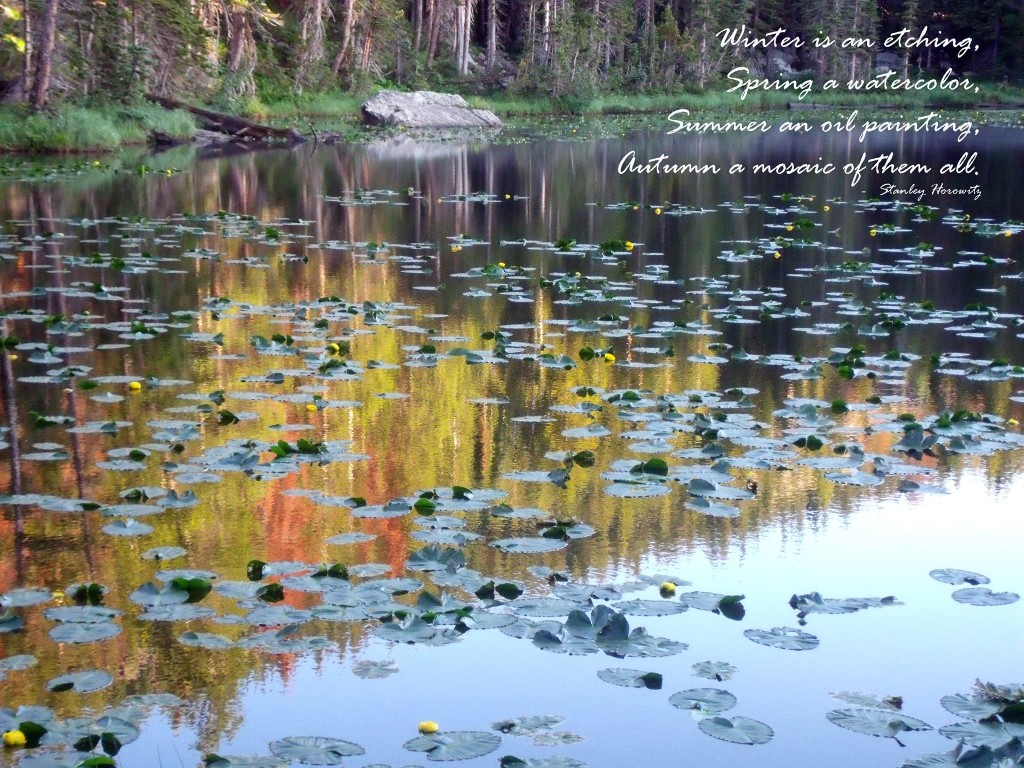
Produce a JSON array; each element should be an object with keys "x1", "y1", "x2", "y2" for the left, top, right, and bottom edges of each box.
[{"x1": 361, "y1": 90, "x2": 502, "y2": 129}]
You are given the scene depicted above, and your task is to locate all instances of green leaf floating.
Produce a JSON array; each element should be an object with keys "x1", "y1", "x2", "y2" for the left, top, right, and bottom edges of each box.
[
  {"x1": 744, "y1": 626, "x2": 819, "y2": 651},
  {"x1": 937, "y1": 722, "x2": 1024, "y2": 750},
  {"x1": 698, "y1": 716, "x2": 774, "y2": 745},
  {"x1": 0, "y1": 609, "x2": 24, "y2": 633},
  {"x1": 49, "y1": 622, "x2": 121, "y2": 644},
  {"x1": 351, "y1": 659, "x2": 398, "y2": 679},
  {"x1": 500, "y1": 758, "x2": 588, "y2": 768},
  {"x1": 939, "y1": 693, "x2": 1003, "y2": 720},
  {"x1": 929, "y1": 568, "x2": 989, "y2": 586},
  {"x1": 691, "y1": 661, "x2": 737, "y2": 681},
  {"x1": 0, "y1": 587, "x2": 52, "y2": 607},
  {"x1": 669, "y1": 688, "x2": 737, "y2": 714},
  {"x1": 492, "y1": 715, "x2": 564, "y2": 735},
  {"x1": 204, "y1": 756, "x2": 287, "y2": 767},
  {"x1": 403, "y1": 731, "x2": 502, "y2": 761},
  {"x1": 15, "y1": 753, "x2": 91, "y2": 768},
  {"x1": 179, "y1": 632, "x2": 235, "y2": 650},
  {"x1": 46, "y1": 669, "x2": 114, "y2": 693},
  {"x1": 826, "y1": 708, "x2": 932, "y2": 738},
  {"x1": 597, "y1": 668, "x2": 663, "y2": 689},
  {"x1": 491, "y1": 537, "x2": 568, "y2": 554},
  {"x1": 268, "y1": 735, "x2": 365, "y2": 764},
  {"x1": 951, "y1": 588, "x2": 1020, "y2": 606}
]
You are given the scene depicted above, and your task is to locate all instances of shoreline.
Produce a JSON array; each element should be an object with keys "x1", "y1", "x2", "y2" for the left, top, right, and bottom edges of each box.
[{"x1": 1, "y1": 87, "x2": 1023, "y2": 156}]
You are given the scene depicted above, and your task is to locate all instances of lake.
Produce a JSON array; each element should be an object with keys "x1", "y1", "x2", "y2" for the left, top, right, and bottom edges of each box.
[{"x1": 1, "y1": 122, "x2": 1023, "y2": 768}]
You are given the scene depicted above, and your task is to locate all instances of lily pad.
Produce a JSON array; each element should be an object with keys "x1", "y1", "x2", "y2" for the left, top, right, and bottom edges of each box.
[
  {"x1": 403, "y1": 731, "x2": 502, "y2": 761},
  {"x1": 179, "y1": 632, "x2": 235, "y2": 649},
  {"x1": 49, "y1": 622, "x2": 121, "y2": 644},
  {"x1": 407, "y1": 545, "x2": 467, "y2": 571},
  {"x1": 698, "y1": 716, "x2": 774, "y2": 745},
  {"x1": 352, "y1": 660, "x2": 398, "y2": 679},
  {"x1": 0, "y1": 654, "x2": 36, "y2": 677},
  {"x1": 951, "y1": 588, "x2": 1019, "y2": 606},
  {"x1": 929, "y1": 568, "x2": 990, "y2": 586},
  {"x1": 613, "y1": 599, "x2": 687, "y2": 617},
  {"x1": 492, "y1": 715, "x2": 564, "y2": 735},
  {"x1": 597, "y1": 668, "x2": 663, "y2": 689},
  {"x1": 937, "y1": 721, "x2": 1024, "y2": 749},
  {"x1": 532, "y1": 731, "x2": 584, "y2": 746},
  {"x1": 268, "y1": 736, "x2": 366, "y2": 764},
  {"x1": 744, "y1": 626, "x2": 819, "y2": 651},
  {"x1": 690, "y1": 661, "x2": 737, "y2": 681},
  {"x1": 0, "y1": 587, "x2": 52, "y2": 607},
  {"x1": 830, "y1": 692, "x2": 903, "y2": 710},
  {"x1": 46, "y1": 669, "x2": 114, "y2": 693},
  {"x1": 203, "y1": 756, "x2": 287, "y2": 768},
  {"x1": 102, "y1": 519, "x2": 154, "y2": 536},
  {"x1": 669, "y1": 688, "x2": 737, "y2": 714},
  {"x1": 940, "y1": 693, "x2": 1004, "y2": 720},
  {"x1": 826, "y1": 708, "x2": 932, "y2": 738},
  {"x1": 142, "y1": 546, "x2": 188, "y2": 561},
  {"x1": 491, "y1": 537, "x2": 568, "y2": 554}
]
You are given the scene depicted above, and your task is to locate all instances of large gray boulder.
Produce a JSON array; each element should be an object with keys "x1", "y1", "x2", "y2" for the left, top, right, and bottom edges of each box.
[{"x1": 361, "y1": 90, "x2": 502, "y2": 129}]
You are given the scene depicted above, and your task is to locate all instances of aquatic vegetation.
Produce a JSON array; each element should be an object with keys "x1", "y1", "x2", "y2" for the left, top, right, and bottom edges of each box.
[{"x1": 1, "y1": 129, "x2": 1023, "y2": 768}]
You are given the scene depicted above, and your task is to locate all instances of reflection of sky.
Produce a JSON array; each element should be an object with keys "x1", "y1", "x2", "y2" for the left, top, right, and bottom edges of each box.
[{"x1": 123, "y1": 467, "x2": 1022, "y2": 768}]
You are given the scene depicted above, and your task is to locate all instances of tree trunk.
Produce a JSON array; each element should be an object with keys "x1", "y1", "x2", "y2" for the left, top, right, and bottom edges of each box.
[
  {"x1": 486, "y1": 0, "x2": 497, "y2": 69},
  {"x1": 360, "y1": 29, "x2": 373, "y2": 71},
  {"x1": 297, "y1": 0, "x2": 332, "y2": 87},
  {"x1": 541, "y1": 0, "x2": 550, "y2": 65},
  {"x1": 426, "y1": 0, "x2": 444, "y2": 66},
  {"x1": 22, "y1": 0, "x2": 32, "y2": 97},
  {"x1": 30, "y1": 0, "x2": 59, "y2": 111},
  {"x1": 454, "y1": 0, "x2": 465, "y2": 70},
  {"x1": 413, "y1": 0, "x2": 423, "y2": 53},
  {"x1": 455, "y1": 0, "x2": 473, "y2": 74},
  {"x1": 332, "y1": 0, "x2": 356, "y2": 75}
]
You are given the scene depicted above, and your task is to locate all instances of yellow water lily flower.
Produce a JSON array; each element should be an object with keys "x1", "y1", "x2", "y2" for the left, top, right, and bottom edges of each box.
[
  {"x1": 305, "y1": 403, "x2": 318, "y2": 412},
  {"x1": 823, "y1": 205, "x2": 830, "y2": 212},
  {"x1": 603, "y1": 352, "x2": 615, "y2": 363},
  {"x1": 1009, "y1": 418, "x2": 1019, "y2": 426},
  {"x1": 418, "y1": 721, "x2": 440, "y2": 734},
  {"x1": 773, "y1": 251, "x2": 782, "y2": 259},
  {"x1": 659, "y1": 582, "x2": 676, "y2": 594},
  {"x1": 128, "y1": 381, "x2": 142, "y2": 392},
  {"x1": 498, "y1": 262, "x2": 506, "y2": 268},
  {"x1": 505, "y1": 194, "x2": 511, "y2": 199},
  {"x1": 785, "y1": 225, "x2": 794, "y2": 232},
  {"x1": 654, "y1": 207, "x2": 662, "y2": 215},
  {"x1": 2, "y1": 730, "x2": 26, "y2": 747},
  {"x1": 869, "y1": 229, "x2": 877, "y2": 237},
  {"x1": 1005, "y1": 230, "x2": 1012, "y2": 237},
  {"x1": 327, "y1": 342, "x2": 340, "y2": 355},
  {"x1": 624, "y1": 241, "x2": 634, "y2": 251}
]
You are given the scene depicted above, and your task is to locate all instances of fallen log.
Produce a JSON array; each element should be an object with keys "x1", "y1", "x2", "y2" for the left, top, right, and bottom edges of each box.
[{"x1": 146, "y1": 93, "x2": 305, "y2": 144}]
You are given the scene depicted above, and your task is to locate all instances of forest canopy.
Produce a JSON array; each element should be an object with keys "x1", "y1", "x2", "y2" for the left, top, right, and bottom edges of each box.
[{"x1": 0, "y1": 0, "x2": 1022, "y2": 111}]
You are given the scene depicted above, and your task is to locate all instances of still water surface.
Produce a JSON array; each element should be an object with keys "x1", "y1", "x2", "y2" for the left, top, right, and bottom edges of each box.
[{"x1": 1, "y1": 125, "x2": 1023, "y2": 768}]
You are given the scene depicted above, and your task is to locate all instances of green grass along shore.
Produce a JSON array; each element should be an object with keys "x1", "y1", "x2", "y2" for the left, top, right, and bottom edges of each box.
[{"x1": 2, "y1": 84, "x2": 1023, "y2": 154}]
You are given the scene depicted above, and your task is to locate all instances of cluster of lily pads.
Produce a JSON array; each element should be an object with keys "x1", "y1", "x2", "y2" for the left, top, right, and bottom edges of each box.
[{"x1": 1, "y1": 168, "x2": 1023, "y2": 768}]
